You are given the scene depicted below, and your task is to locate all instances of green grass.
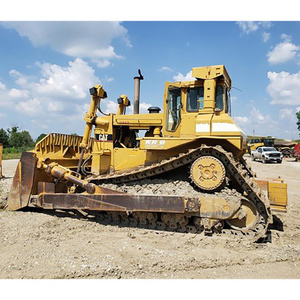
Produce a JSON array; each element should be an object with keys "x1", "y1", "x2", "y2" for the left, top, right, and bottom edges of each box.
[
  {"x1": 2, "y1": 147, "x2": 32, "y2": 160},
  {"x1": 2, "y1": 152, "x2": 23, "y2": 160}
]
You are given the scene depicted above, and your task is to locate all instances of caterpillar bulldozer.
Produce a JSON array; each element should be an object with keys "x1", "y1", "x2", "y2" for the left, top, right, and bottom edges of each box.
[{"x1": 6, "y1": 65, "x2": 287, "y2": 241}]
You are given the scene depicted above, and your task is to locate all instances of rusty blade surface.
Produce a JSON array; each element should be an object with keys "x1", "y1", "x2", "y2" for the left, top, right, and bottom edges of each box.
[
  {"x1": 6, "y1": 152, "x2": 37, "y2": 211},
  {"x1": 35, "y1": 193, "x2": 188, "y2": 213}
]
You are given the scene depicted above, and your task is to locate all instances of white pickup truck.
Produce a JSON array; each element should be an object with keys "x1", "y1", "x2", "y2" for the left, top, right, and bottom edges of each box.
[{"x1": 251, "y1": 146, "x2": 283, "y2": 164}]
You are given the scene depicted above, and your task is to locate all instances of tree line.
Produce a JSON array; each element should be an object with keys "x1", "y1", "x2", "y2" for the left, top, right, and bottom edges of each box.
[{"x1": 0, "y1": 126, "x2": 46, "y2": 151}]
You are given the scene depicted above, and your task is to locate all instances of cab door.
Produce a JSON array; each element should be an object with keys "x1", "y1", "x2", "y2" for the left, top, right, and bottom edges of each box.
[{"x1": 163, "y1": 84, "x2": 182, "y2": 137}]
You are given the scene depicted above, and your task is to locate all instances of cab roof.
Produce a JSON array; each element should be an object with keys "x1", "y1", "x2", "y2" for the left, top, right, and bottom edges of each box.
[{"x1": 192, "y1": 65, "x2": 231, "y2": 89}]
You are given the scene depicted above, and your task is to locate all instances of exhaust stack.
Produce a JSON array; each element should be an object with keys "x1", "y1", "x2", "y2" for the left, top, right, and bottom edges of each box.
[{"x1": 133, "y1": 69, "x2": 144, "y2": 114}]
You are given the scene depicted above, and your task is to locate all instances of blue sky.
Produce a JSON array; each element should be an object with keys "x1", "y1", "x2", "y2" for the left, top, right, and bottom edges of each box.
[{"x1": 0, "y1": 21, "x2": 300, "y2": 140}]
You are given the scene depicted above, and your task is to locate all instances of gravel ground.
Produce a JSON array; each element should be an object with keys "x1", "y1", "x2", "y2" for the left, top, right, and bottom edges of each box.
[{"x1": 0, "y1": 156, "x2": 300, "y2": 279}]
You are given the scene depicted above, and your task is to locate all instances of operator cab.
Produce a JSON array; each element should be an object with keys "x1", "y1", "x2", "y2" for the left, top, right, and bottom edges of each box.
[{"x1": 165, "y1": 72, "x2": 231, "y2": 133}]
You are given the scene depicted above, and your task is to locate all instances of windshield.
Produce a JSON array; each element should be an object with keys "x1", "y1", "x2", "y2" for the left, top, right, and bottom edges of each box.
[{"x1": 263, "y1": 147, "x2": 277, "y2": 152}]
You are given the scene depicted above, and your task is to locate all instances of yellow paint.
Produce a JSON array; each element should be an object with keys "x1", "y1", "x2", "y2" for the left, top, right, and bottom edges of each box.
[
  {"x1": 192, "y1": 65, "x2": 231, "y2": 88},
  {"x1": 114, "y1": 148, "x2": 147, "y2": 171},
  {"x1": 268, "y1": 181, "x2": 288, "y2": 210},
  {"x1": 248, "y1": 142, "x2": 264, "y2": 153},
  {"x1": 191, "y1": 156, "x2": 225, "y2": 191},
  {"x1": 33, "y1": 65, "x2": 246, "y2": 174},
  {"x1": 254, "y1": 178, "x2": 288, "y2": 212}
]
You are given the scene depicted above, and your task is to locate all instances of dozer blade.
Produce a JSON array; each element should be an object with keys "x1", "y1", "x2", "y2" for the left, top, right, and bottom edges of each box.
[
  {"x1": 6, "y1": 152, "x2": 37, "y2": 211},
  {"x1": 254, "y1": 178, "x2": 288, "y2": 212}
]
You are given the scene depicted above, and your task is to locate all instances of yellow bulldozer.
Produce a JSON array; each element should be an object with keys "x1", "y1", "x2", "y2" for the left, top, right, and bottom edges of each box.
[{"x1": 6, "y1": 65, "x2": 287, "y2": 241}]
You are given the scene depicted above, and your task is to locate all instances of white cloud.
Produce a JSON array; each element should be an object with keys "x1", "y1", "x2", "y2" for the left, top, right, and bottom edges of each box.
[
  {"x1": 103, "y1": 100, "x2": 119, "y2": 114},
  {"x1": 173, "y1": 71, "x2": 194, "y2": 82},
  {"x1": 237, "y1": 21, "x2": 259, "y2": 34},
  {"x1": 159, "y1": 66, "x2": 173, "y2": 72},
  {"x1": 267, "y1": 71, "x2": 300, "y2": 105},
  {"x1": 1, "y1": 57, "x2": 155, "y2": 137},
  {"x1": 33, "y1": 58, "x2": 100, "y2": 100},
  {"x1": 267, "y1": 42, "x2": 299, "y2": 64},
  {"x1": 233, "y1": 105, "x2": 278, "y2": 137},
  {"x1": 140, "y1": 102, "x2": 152, "y2": 113},
  {"x1": 249, "y1": 106, "x2": 273, "y2": 124},
  {"x1": 47, "y1": 101, "x2": 65, "y2": 112},
  {"x1": 93, "y1": 59, "x2": 113, "y2": 68},
  {"x1": 237, "y1": 21, "x2": 272, "y2": 34},
  {"x1": 8, "y1": 88, "x2": 29, "y2": 98},
  {"x1": 0, "y1": 58, "x2": 101, "y2": 116},
  {"x1": 31, "y1": 119, "x2": 49, "y2": 130},
  {"x1": 262, "y1": 32, "x2": 270, "y2": 43},
  {"x1": 233, "y1": 116, "x2": 250, "y2": 126},
  {"x1": 9, "y1": 69, "x2": 29, "y2": 87},
  {"x1": 104, "y1": 76, "x2": 114, "y2": 83},
  {"x1": 15, "y1": 98, "x2": 42, "y2": 116},
  {"x1": 267, "y1": 34, "x2": 300, "y2": 64},
  {"x1": 103, "y1": 100, "x2": 152, "y2": 115},
  {"x1": 0, "y1": 81, "x2": 31, "y2": 107},
  {"x1": 0, "y1": 93, "x2": 9, "y2": 107},
  {"x1": 0, "y1": 81, "x2": 6, "y2": 90},
  {"x1": 278, "y1": 108, "x2": 298, "y2": 136},
  {"x1": 281, "y1": 33, "x2": 292, "y2": 43},
  {"x1": 279, "y1": 108, "x2": 293, "y2": 120},
  {"x1": 2, "y1": 21, "x2": 130, "y2": 67}
]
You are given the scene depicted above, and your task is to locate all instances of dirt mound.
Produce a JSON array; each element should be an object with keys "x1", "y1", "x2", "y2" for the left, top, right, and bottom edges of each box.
[{"x1": 101, "y1": 177, "x2": 239, "y2": 198}]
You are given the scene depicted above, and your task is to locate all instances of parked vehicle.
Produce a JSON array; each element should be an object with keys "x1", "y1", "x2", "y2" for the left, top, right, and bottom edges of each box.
[
  {"x1": 247, "y1": 136, "x2": 275, "y2": 154},
  {"x1": 251, "y1": 146, "x2": 283, "y2": 164}
]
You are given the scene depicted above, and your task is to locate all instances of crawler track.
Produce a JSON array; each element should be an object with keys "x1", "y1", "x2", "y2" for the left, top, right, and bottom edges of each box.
[{"x1": 86, "y1": 145, "x2": 272, "y2": 241}]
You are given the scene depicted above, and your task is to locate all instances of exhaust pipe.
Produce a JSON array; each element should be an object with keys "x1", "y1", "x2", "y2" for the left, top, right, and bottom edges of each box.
[{"x1": 133, "y1": 69, "x2": 144, "y2": 114}]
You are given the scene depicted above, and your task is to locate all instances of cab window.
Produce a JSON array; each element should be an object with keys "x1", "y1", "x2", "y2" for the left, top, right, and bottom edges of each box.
[
  {"x1": 216, "y1": 85, "x2": 224, "y2": 111},
  {"x1": 225, "y1": 88, "x2": 231, "y2": 115},
  {"x1": 166, "y1": 87, "x2": 181, "y2": 131},
  {"x1": 187, "y1": 87, "x2": 204, "y2": 112}
]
